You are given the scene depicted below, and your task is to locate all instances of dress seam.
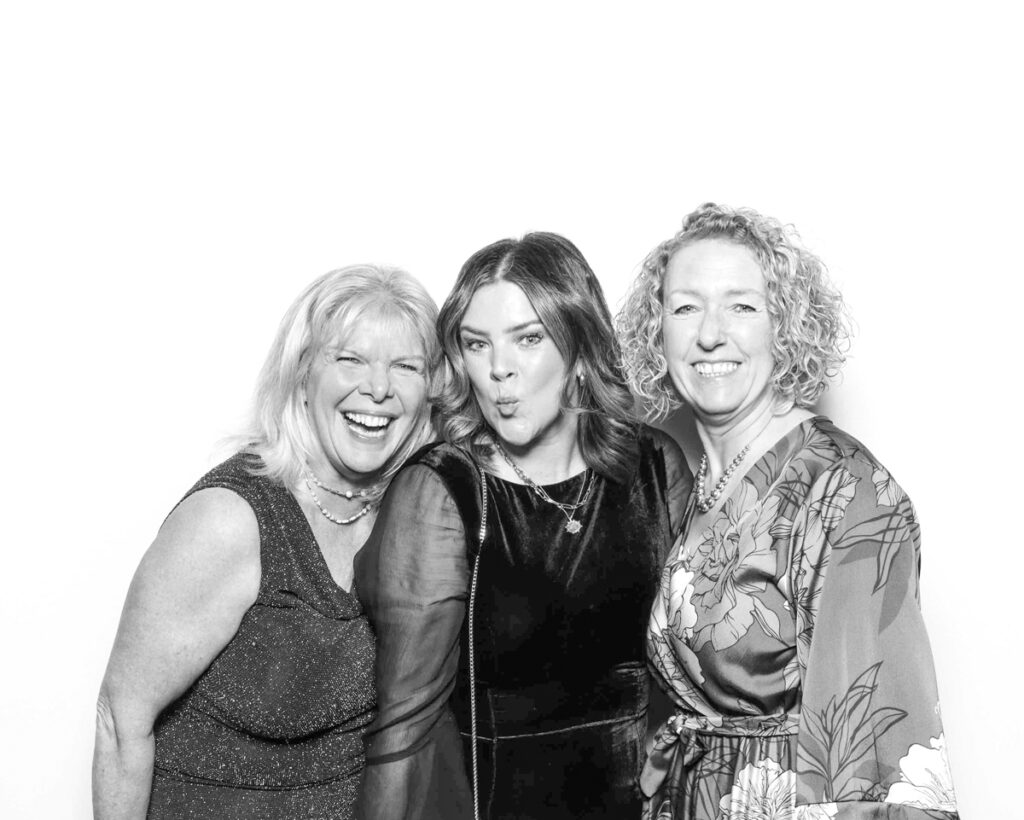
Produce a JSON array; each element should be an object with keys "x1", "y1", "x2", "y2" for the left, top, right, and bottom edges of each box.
[{"x1": 460, "y1": 711, "x2": 641, "y2": 740}]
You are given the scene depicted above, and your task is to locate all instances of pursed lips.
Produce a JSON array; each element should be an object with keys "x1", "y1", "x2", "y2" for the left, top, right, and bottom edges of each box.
[{"x1": 495, "y1": 395, "x2": 519, "y2": 414}]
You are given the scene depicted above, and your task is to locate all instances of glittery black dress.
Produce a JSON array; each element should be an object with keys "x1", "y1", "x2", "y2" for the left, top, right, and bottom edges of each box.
[
  {"x1": 355, "y1": 428, "x2": 691, "y2": 820},
  {"x1": 147, "y1": 453, "x2": 377, "y2": 820}
]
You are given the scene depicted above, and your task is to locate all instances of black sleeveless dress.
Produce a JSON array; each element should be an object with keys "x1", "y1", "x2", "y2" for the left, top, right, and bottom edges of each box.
[
  {"x1": 355, "y1": 428, "x2": 690, "y2": 820},
  {"x1": 147, "y1": 453, "x2": 376, "y2": 819}
]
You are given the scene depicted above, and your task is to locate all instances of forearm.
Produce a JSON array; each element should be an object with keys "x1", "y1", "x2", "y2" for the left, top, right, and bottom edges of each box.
[{"x1": 92, "y1": 701, "x2": 155, "y2": 820}]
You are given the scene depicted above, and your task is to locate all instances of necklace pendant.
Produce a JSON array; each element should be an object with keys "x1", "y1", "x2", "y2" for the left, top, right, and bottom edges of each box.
[{"x1": 565, "y1": 519, "x2": 582, "y2": 534}]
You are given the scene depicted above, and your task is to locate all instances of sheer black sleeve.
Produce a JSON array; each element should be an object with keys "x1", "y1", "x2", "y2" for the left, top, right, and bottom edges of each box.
[{"x1": 354, "y1": 464, "x2": 473, "y2": 820}]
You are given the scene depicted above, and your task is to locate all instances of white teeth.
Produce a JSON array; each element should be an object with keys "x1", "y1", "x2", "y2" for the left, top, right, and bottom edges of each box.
[
  {"x1": 694, "y1": 362, "x2": 739, "y2": 377},
  {"x1": 344, "y1": 412, "x2": 391, "y2": 428}
]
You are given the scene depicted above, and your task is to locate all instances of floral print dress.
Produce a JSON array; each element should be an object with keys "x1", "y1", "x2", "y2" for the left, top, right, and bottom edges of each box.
[{"x1": 644, "y1": 417, "x2": 958, "y2": 820}]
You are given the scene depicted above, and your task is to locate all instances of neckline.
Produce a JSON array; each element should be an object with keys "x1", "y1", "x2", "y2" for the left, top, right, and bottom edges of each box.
[
  {"x1": 282, "y1": 484, "x2": 364, "y2": 603},
  {"x1": 483, "y1": 466, "x2": 591, "y2": 492},
  {"x1": 684, "y1": 414, "x2": 828, "y2": 527}
]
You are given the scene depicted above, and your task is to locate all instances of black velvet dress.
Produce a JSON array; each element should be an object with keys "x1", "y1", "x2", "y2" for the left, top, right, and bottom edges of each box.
[{"x1": 355, "y1": 428, "x2": 690, "y2": 820}]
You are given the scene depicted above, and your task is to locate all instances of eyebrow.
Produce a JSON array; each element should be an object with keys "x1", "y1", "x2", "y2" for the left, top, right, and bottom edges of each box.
[
  {"x1": 330, "y1": 343, "x2": 426, "y2": 362},
  {"x1": 459, "y1": 320, "x2": 544, "y2": 336},
  {"x1": 666, "y1": 287, "x2": 764, "y2": 298}
]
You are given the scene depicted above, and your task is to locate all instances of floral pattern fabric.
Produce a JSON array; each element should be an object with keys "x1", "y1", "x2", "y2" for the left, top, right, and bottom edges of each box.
[{"x1": 644, "y1": 417, "x2": 957, "y2": 820}]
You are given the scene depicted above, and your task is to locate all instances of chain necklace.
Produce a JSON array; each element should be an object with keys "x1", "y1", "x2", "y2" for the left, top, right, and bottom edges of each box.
[
  {"x1": 695, "y1": 444, "x2": 751, "y2": 513},
  {"x1": 305, "y1": 466, "x2": 373, "y2": 500},
  {"x1": 303, "y1": 474, "x2": 373, "y2": 525},
  {"x1": 493, "y1": 440, "x2": 595, "y2": 534}
]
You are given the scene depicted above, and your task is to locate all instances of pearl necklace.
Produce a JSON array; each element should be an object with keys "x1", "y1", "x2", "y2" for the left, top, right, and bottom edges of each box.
[
  {"x1": 303, "y1": 474, "x2": 373, "y2": 525},
  {"x1": 305, "y1": 467, "x2": 374, "y2": 500},
  {"x1": 493, "y1": 441, "x2": 595, "y2": 534},
  {"x1": 695, "y1": 444, "x2": 751, "y2": 513}
]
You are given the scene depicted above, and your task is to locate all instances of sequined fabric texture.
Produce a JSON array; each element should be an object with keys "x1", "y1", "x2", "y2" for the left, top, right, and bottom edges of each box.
[{"x1": 148, "y1": 453, "x2": 377, "y2": 819}]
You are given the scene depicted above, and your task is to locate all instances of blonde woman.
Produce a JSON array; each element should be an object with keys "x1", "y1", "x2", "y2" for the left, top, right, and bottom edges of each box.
[
  {"x1": 617, "y1": 204, "x2": 957, "y2": 820},
  {"x1": 94, "y1": 266, "x2": 442, "y2": 819}
]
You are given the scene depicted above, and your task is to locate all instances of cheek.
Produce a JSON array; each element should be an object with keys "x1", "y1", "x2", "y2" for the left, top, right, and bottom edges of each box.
[
  {"x1": 463, "y1": 358, "x2": 490, "y2": 395},
  {"x1": 304, "y1": 382, "x2": 329, "y2": 414},
  {"x1": 661, "y1": 322, "x2": 691, "y2": 360},
  {"x1": 745, "y1": 323, "x2": 775, "y2": 366},
  {"x1": 534, "y1": 353, "x2": 567, "y2": 395},
  {"x1": 398, "y1": 381, "x2": 428, "y2": 414}
]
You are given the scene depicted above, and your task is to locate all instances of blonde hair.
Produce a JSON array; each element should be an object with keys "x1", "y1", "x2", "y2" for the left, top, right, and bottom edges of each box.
[
  {"x1": 617, "y1": 203, "x2": 850, "y2": 421},
  {"x1": 234, "y1": 264, "x2": 442, "y2": 503}
]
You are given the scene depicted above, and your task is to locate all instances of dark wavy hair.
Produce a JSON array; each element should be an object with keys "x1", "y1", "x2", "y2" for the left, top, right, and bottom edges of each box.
[
  {"x1": 437, "y1": 232, "x2": 639, "y2": 483},
  {"x1": 617, "y1": 203, "x2": 850, "y2": 420}
]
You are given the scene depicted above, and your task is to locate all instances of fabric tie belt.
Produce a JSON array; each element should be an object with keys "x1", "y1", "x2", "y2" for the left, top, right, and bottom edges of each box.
[{"x1": 640, "y1": 711, "x2": 799, "y2": 798}]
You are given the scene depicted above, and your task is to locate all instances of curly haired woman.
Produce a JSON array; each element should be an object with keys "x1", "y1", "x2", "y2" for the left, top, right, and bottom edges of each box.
[{"x1": 617, "y1": 203, "x2": 957, "y2": 820}]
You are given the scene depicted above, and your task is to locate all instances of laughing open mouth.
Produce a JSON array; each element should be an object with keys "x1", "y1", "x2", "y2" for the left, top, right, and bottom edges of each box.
[{"x1": 344, "y1": 412, "x2": 392, "y2": 438}]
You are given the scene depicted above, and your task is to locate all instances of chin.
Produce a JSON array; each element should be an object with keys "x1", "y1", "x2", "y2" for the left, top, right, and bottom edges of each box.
[
  {"x1": 350, "y1": 459, "x2": 390, "y2": 479},
  {"x1": 344, "y1": 442, "x2": 399, "y2": 473},
  {"x1": 688, "y1": 399, "x2": 744, "y2": 420},
  {"x1": 488, "y1": 419, "x2": 533, "y2": 448}
]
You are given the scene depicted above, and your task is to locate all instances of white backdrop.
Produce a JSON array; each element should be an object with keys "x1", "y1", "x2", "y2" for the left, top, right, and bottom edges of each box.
[{"x1": 2, "y1": 3, "x2": 1019, "y2": 817}]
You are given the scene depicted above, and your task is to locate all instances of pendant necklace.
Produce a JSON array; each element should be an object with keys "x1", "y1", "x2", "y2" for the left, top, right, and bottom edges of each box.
[{"x1": 493, "y1": 440, "x2": 595, "y2": 534}]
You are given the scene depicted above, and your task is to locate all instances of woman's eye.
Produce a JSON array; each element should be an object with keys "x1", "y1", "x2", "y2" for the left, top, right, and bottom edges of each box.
[
  {"x1": 519, "y1": 333, "x2": 543, "y2": 347},
  {"x1": 394, "y1": 362, "x2": 422, "y2": 374},
  {"x1": 672, "y1": 304, "x2": 697, "y2": 316},
  {"x1": 733, "y1": 303, "x2": 757, "y2": 313},
  {"x1": 336, "y1": 355, "x2": 361, "y2": 364},
  {"x1": 461, "y1": 337, "x2": 486, "y2": 352}
]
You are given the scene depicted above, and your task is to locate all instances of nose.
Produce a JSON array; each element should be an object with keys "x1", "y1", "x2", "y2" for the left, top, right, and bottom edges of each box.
[
  {"x1": 360, "y1": 362, "x2": 393, "y2": 402},
  {"x1": 489, "y1": 344, "x2": 516, "y2": 382},
  {"x1": 697, "y1": 308, "x2": 726, "y2": 351}
]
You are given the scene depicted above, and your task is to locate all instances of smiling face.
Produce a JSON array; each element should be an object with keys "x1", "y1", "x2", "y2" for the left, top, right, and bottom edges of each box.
[
  {"x1": 304, "y1": 313, "x2": 428, "y2": 485},
  {"x1": 661, "y1": 239, "x2": 776, "y2": 427},
  {"x1": 458, "y1": 280, "x2": 576, "y2": 452}
]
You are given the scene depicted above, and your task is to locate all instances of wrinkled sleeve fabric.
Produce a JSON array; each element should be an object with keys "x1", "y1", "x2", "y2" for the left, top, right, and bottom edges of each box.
[
  {"x1": 354, "y1": 464, "x2": 473, "y2": 820},
  {"x1": 648, "y1": 427, "x2": 694, "y2": 549},
  {"x1": 791, "y1": 456, "x2": 958, "y2": 819}
]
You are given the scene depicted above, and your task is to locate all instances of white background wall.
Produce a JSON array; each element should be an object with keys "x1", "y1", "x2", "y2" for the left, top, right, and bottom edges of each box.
[{"x1": 2, "y1": 3, "x2": 1019, "y2": 817}]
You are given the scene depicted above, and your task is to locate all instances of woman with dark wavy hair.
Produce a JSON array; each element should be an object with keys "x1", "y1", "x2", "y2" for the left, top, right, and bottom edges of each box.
[
  {"x1": 618, "y1": 204, "x2": 957, "y2": 820},
  {"x1": 355, "y1": 232, "x2": 692, "y2": 819}
]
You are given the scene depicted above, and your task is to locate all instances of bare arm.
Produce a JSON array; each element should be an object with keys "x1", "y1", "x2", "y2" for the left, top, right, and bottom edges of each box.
[{"x1": 92, "y1": 488, "x2": 261, "y2": 820}]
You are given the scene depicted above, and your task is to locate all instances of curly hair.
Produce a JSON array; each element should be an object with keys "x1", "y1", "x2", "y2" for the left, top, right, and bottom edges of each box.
[
  {"x1": 231, "y1": 264, "x2": 442, "y2": 505},
  {"x1": 616, "y1": 202, "x2": 850, "y2": 421},
  {"x1": 437, "y1": 232, "x2": 640, "y2": 484}
]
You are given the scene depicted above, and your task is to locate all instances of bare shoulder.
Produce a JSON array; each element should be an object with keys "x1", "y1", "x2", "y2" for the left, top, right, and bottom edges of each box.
[
  {"x1": 160, "y1": 487, "x2": 260, "y2": 557},
  {"x1": 134, "y1": 487, "x2": 261, "y2": 609},
  {"x1": 100, "y1": 489, "x2": 262, "y2": 719}
]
